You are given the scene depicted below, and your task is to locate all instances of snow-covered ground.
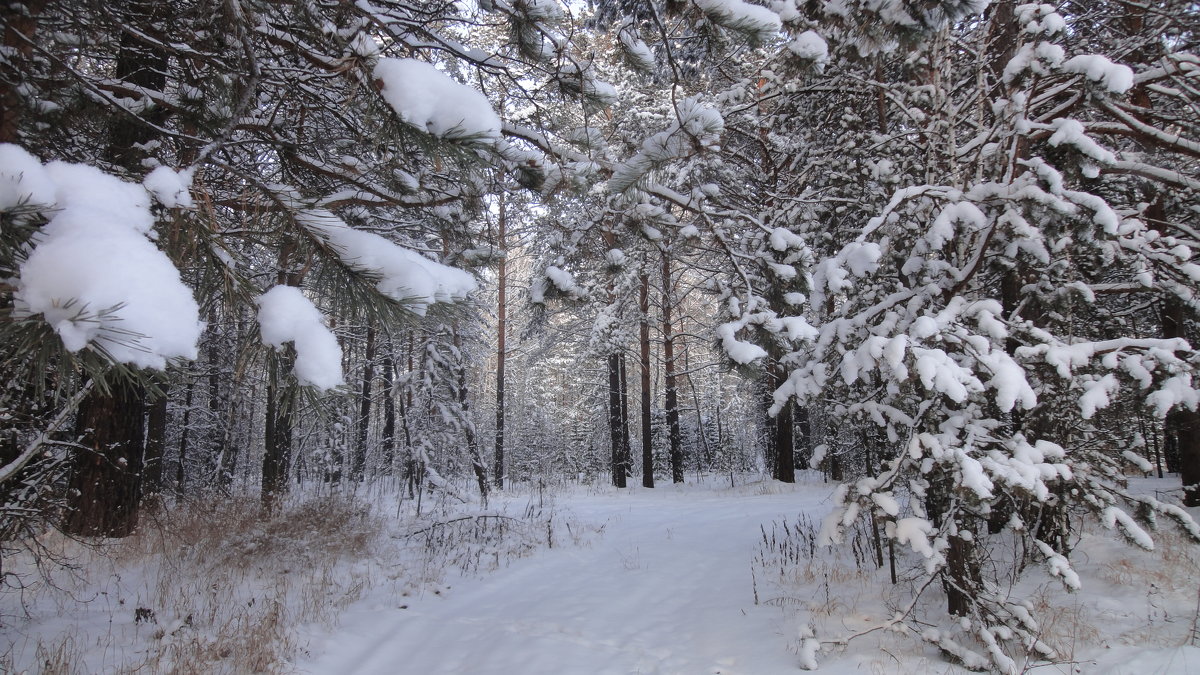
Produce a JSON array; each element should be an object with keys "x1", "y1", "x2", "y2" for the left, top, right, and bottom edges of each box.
[
  {"x1": 301, "y1": 479, "x2": 826, "y2": 674},
  {"x1": 3, "y1": 474, "x2": 1197, "y2": 674},
  {"x1": 299, "y1": 475, "x2": 1200, "y2": 674}
]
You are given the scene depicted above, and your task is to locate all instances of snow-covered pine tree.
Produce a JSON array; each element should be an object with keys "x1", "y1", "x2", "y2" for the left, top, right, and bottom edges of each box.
[{"x1": 754, "y1": 1, "x2": 1200, "y2": 669}]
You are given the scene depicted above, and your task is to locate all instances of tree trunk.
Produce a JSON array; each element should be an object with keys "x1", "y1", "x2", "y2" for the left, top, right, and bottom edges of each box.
[
  {"x1": 619, "y1": 355, "x2": 633, "y2": 481},
  {"x1": 262, "y1": 347, "x2": 295, "y2": 508},
  {"x1": 381, "y1": 349, "x2": 397, "y2": 475},
  {"x1": 402, "y1": 331, "x2": 417, "y2": 495},
  {"x1": 63, "y1": 378, "x2": 146, "y2": 537},
  {"x1": 640, "y1": 274, "x2": 654, "y2": 488},
  {"x1": 143, "y1": 380, "x2": 169, "y2": 497},
  {"x1": 206, "y1": 331, "x2": 225, "y2": 484},
  {"x1": 175, "y1": 380, "x2": 194, "y2": 491},
  {"x1": 661, "y1": 253, "x2": 683, "y2": 483},
  {"x1": 0, "y1": 1, "x2": 45, "y2": 143},
  {"x1": 494, "y1": 198, "x2": 507, "y2": 489},
  {"x1": 452, "y1": 327, "x2": 489, "y2": 503},
  {"x1": 63, "y1": 0, "x2": 167, "y2": 535},
  {"x1": 353, "y1": 323, "x2": 376, "y2": 481},
  {"x1": 772, "y1": 399, "x2": 795, "y2": 482},
  {"x1": 608, "y1": 353, "x2": 627, "y2": 488}
]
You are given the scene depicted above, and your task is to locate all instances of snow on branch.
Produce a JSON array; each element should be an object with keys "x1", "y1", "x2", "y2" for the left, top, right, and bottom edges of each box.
[
  {"x1": 255, "y1": 285, "x2": 344, "y2": 391},
  {"x1": 608, "y1": 97, "x2": 724, "y2": 193},
  {"x1": 695, "y1": 0, "x2": 782, "y2": 43},
  {"x1": 373, "y1": 58, "x2": 501, "y2": 141},
  {"x1": 296, "y1": 209, "x2": 477, "y2": 315},
  {"x1": 5, "y1": 144, "x2": 202, "y2": 370}
]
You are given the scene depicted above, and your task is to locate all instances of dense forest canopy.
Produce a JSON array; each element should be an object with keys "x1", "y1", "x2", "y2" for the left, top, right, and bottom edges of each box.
[{"x1": 2, "y1": 0, "x2": 1199, "y2": 671}]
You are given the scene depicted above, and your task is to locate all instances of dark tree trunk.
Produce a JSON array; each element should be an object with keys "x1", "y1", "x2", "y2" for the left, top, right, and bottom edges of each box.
[
  {"x1": 262, "y1": 347, "x2": 295, "y2": 508},
  {"x1": 925, "y1": 472, "x2": 981, "y2": 617},
  {"x1": 618, "y1": 355, "x2": 632, "y2": 481},
  {"x1": 452, "y1": 327, "x2": 489, "y2": 503},
  {"x1": 63, "y1": 379, "x2": 146, "y2": 537},
  {"x1": 794, "y1": 406, "x2": 812, "y2": 470},
  {"x1": 381, "y1": 349, "x2": 397, "y2": 474},
  {"x1": 608, "y1": 353, "x2": 627, "y2": 488},
  {"x1": 761, "y1": 376, "x2": 777, "y2": 478},
  {"x1": 353, "y1": 323, "x2": 376, "y2": 481},
  {"x1": 143, "y1": 380, "x2": 169, "y2": 497},
  {"x1": 0, "y1": 1, "x2": 45, "y2": 143},
  {"x1": 762, "y1": 349, "x2": 795, "y2": 482},
  {"x1": 639, "y1": 274, "x2": 654, "y2": 488},
  {"x1": 206, "y1": 331, "x2": 226, "y2": 484},
  {"x1": 772, "y1": 397, "x2": 795, "y2": 482},
  {"x1": 402, "y1": 331, "x2": 417, "y2": 495},
  {"x1": 63, "y1": 0, "x2": 167, "y2": 535},
  {"x1": 494, "y1": 198, "x2": 507, "y2": 490},
  {"x1": 175, "y1": 380, "x2": 194, "y2": 491},
  {"x1": 661, "y1": 254, "x2": 683, "y2": 483}
]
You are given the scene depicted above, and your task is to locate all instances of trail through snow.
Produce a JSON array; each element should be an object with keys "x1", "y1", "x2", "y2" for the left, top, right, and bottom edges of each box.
[{"x1": 301, "y1": 481, "x2": 830, "y2": 674}]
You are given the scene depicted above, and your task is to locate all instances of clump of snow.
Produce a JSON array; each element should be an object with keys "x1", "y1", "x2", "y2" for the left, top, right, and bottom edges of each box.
[
  {"x1": 255, "y1": 285, "x2": 344, "y2": 391},
  {"x1": 374, "y1": 58, "x2": 501, "y2": 140},
  {"x1": 769, "y1": 227, "x2": 805, "y2": 251},
  {"x1": 843, "y1": 241, "x2": 881, "y2": 276},
  {"x1": 787, "y1": 30, "x2": 829, "y2": 66},
  {"x1": 716, "y1": 321, "x2": 768, "y2": 364},
  {"x1": 13, "y1": 154, "x2": 202, "y2": 369},
  {"x1": 891, "y1": 517, "x2": 938, "y2": 562},
  {"x1": 929, "y1": 202, "x2": 986, "y2": 250},
  {"x1": 537, "y1": 265, "x2": 586, "y2": 301},
  {"x1": 143, "y1": 165, "x2": 195, "y2": 208},
  {"x1": 1047, "y1": 118, "x2": 1116, "y2": 165},
  {"x1": 1003, "y1": 41, "x2": 1065, "y2": 83},
  {"x1": 609, "y1": 97, "x2": 724, "y2": 192},
  {"x1": 1079, "y1": 373, "x2": 1119, "y2": 419},
  {"x1": 618, "y1": 22, "x2": 655, "y2": 71},
  {"x1": 1062, "y1": 54, "x2": 1134, "y2": 94},
  {"x1": 0, "y1": 143, "x2": 55, "y2": 210},
  {"x1": 298, "y1": 209, "x2": 476, "y2": 315},
  {"x1": 696, "y1": 0, "x2": 782, "y2": 42}
]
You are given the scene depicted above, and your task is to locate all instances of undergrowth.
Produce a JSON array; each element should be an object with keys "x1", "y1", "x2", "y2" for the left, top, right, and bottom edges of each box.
[
  {"x1": 752, "y1": 508, "x2": 1200, "y2": 673},
  {"x1": 0, "y1": 489, "x2": 566, "y2": 674}
]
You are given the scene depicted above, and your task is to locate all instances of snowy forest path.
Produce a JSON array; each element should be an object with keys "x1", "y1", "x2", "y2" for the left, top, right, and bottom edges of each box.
[{"x1": 300, "y1": 481, "x2": 831, "y2": 674}]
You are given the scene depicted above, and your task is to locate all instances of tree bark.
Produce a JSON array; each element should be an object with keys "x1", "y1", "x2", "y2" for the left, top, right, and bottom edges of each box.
[
  {"x1": 452, "y1": 327, "x2": 489, "y2": 503},
  {"x1": 381, "y1": 349, "x2": 397, "y2": 475},
  {"x1": 661, "y1": 253, "x2": 683, "y2": 483},
  {"x1": 63, "y1": 378, "x2": 146, "y2": 537},
  {"x1": 63, "y1": 0, "x2": 168, "y2": 535},
  {"x1": 494, "y1": 197, "x2": 507, "y2": 489},
  {"x1": 608, "y1": 353, "x2": 627, "y2": 487},
  {"x1": 353, "y1": 323, "x2": 375, "y2": 481},
  {"x1": 640, "y1": 274, "x2": 654, "y2": 487},
  {"x1": 143, "y1": 380, "x2": 169, "y2": 497},
  {"x1": 262, "y1": 346, "x2": 295, "y2": 508},
  {"x1": 619, "y1": 355, "x2": 633, "y2": 481},
  {"x1": 175, "y1": 380, "x2": 194, "y2": 491},
  {"x1": 0, "y1": 1, "x2": 45, "y2": 143},
  {"x1": 1163, "y1": 298, "x2": 1200, "y2": 505}
]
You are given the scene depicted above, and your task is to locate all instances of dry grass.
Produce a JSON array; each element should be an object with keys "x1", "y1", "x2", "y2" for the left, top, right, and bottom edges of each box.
[
  {"x1": 2, "y1": 494, "x2": 385, "y2": 674},
  {"x1": 1028, "y1": 589, "x2": 1101, "y2": 660},
  {"x1": 2, "y1": 491, "x2": 569, "y2": 674}
]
